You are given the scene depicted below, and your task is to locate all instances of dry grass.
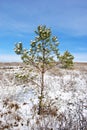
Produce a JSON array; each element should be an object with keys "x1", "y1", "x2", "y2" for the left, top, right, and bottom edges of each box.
[
  {"x1": 0, "y1": 62, "x2": 87, "y2": 129},
  {"x1": 0, "y1": 62, "x2": 87, "y2": 70},
  {"x1": 73, "y1": 62, "x2": 87, "y2": 71}
]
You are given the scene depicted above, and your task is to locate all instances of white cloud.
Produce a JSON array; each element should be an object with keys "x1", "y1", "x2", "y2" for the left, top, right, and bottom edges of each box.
[
  {"x1": 0, "y1": 54, "x2": 22, "y2": 62},
  {"x1": 78, "y1": 47, "x2": 87, "y2": 51},
  {"x1": 73, "y1": 53, "x2": 87, "y2": 62},
  {"x1": 0, "y1": 53, "x2": 87, "y2": 63}
]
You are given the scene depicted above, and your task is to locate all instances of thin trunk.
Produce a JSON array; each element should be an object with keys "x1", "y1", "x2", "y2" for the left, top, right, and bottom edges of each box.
[
  {"x1": 38, "y1": 71, "x2": 44, "y2": 115},
  {"x1": 38, "y1": 42, "x2": 45, "y2": 115}
]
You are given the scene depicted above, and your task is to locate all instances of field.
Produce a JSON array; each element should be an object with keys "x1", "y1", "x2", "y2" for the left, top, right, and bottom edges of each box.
[{"x1": 0, "y1": 62, "x2": 87, "y2": 130}]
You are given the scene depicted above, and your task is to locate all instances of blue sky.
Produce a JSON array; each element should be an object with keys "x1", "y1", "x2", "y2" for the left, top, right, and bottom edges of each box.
[{"x1": 0, "y1": 0, "x2": 87, "y2": 62}]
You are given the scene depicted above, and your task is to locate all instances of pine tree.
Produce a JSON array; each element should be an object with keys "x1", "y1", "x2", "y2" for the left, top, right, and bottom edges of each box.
[
  {"x1": 59, "y1": 51, "x2": 74, "y2": 69},
  {"x1": 14, "y1": 25, "x2": 59, "y2": 115}
]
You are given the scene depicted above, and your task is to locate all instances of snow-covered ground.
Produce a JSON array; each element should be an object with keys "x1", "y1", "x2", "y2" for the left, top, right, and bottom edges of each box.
[{"x1": 0, "y1": 63, "x2": 87, "y2": 130}]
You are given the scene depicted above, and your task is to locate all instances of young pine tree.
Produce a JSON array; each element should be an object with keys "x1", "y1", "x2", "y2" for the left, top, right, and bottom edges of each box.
[
  {"x1": 14, "y1": 25, "x2": 60, "y2": 115},
  {"x1": 59, "y1": 51, "x2": 74, "y2": 69}
]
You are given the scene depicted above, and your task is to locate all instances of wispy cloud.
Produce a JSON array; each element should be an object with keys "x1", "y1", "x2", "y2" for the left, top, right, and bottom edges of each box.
[
  {"x1": 73, "y1": 53, "x2": 87, "y2": 62},
  {"x1": 0, "y1": 53, "x2": 87, "y2": 63},
  {"x1": 78, "y1": 47, "x2": 87, "y2": 51},
  {"x1": 0, "y1": 54, "x2": 22, "y2": 62}
]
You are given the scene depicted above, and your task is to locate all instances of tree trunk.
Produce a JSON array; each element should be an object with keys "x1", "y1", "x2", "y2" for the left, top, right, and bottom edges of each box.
[
  {"x1": 38, "y1": 41, "x2": 45, "y2": 115},
  {"x1": 38, "y1": 71, "x2": 44, "y2": 115}
]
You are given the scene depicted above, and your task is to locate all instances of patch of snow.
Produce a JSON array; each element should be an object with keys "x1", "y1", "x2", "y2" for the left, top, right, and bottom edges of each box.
[{"x1": 0, "y1": 66, "x2": 87, "y2": 129}]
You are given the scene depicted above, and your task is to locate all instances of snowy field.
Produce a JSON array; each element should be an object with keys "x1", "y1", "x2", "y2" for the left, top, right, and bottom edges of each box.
[{"x1": 0, "y1": 62, "x2": 87, "y2": 130}]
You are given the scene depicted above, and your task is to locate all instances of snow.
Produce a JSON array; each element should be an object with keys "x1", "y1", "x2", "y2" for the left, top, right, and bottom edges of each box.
[{"x1": 0, "y1": 65, "x2": 87, "y2": 129}]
